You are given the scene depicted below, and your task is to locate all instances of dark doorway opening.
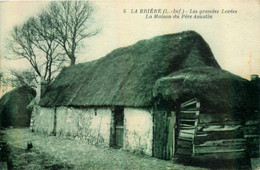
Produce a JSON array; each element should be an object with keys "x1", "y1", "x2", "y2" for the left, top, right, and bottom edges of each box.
[{"x1": 113, "y1": 107, "x2": 124, "y2": 148}]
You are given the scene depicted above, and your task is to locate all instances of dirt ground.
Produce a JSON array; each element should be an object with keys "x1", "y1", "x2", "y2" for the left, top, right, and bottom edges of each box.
[{"x1": 0, "y1": 128, "x2": 256, "y2": 170}]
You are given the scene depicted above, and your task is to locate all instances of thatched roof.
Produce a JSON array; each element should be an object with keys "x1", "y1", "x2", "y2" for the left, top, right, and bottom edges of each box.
[
  {"x1": 0, "y1": 86, "x2": 35, "y2": 128},
  {"x1": 153, "y1": 67, "x2": 250, "y2": 117},
  {"x1": 40, "y1": 31, "x2": 220, "y2": 107}
]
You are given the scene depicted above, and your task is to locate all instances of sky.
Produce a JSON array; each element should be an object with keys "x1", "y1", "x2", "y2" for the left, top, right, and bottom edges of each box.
[{"x1": 0, "y1": 0, "x2": 259, "y2": 80}]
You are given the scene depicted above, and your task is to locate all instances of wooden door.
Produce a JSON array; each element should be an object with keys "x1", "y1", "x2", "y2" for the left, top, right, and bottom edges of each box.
[{"x1": 115, "y1": 126, "x2": 124, "y2": 147}]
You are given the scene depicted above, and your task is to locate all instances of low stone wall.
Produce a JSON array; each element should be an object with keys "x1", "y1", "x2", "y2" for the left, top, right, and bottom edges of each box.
[
  {"x1": 33, "y1": 106, "x2": 54, "y2": 135},
  {"x1": 124, "y1": 108, "x2": 153, "y2": 156}
]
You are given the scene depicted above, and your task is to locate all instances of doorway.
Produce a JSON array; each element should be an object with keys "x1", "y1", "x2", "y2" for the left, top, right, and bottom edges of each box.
[{"x1": 114, "y1": 107, "x2": 124, "y2": 148}]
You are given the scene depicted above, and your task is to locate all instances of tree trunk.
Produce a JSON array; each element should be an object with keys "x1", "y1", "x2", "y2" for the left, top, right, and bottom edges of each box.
[{"x1": 70, "y1": 57, "x2": 76, "y2": 65}]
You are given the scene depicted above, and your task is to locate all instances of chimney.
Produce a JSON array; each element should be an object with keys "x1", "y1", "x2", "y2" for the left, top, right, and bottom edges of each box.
[{"x1": 251, "y1": 74, "x2": 259, "y2": 81}]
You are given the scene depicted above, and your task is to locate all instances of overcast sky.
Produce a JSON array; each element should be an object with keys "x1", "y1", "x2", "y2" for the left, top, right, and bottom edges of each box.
[{"x1": 0, "y1": 0, "x2": 259, "y2": 80}]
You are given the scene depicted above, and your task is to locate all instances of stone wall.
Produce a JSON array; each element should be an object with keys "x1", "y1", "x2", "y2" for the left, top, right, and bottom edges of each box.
[
  {"x1": 33, "y1": 106, "x2": 55, "y2": 135},
  {"x1": 33, "y1": 106, "x2": 153, "y2": 155},
  {"x1": 123, "y1": 108, "x2": 153, "y2": 156},
  {"x1": 56, "y1": 107, "x2": 112, "y2": 146}
]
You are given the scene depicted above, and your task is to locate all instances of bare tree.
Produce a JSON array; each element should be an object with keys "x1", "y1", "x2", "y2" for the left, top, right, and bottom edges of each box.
[
  {"x1": 9, "y1": 15, "x2": 68, "y2": 85},
  {"x1": 0, "y1": 72, "x2": 20, "y2": 96},
  {"x1": 8, "y1": 1, "x2": 99, "y2": 89},
  {"x1": 9, "y1": 69, "x2": 37, "y2": 89},
  {"x1": 46, "y1": 1, "x2": 99, "y2": 65}
]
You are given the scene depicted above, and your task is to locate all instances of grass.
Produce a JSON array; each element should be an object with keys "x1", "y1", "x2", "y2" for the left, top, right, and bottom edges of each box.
[{"x1": 2, "y1": 128, "x2": 207, "y2": 170}]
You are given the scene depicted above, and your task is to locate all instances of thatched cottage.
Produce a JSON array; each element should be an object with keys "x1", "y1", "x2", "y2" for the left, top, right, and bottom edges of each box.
[{"x1": 33, "y1": 31, "x2": 254, "y2": 159}]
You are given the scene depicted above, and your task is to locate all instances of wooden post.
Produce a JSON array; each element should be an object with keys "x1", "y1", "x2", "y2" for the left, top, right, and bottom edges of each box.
[{"x1": 53, "y1": 107, "x2": 57, "y2": 136}]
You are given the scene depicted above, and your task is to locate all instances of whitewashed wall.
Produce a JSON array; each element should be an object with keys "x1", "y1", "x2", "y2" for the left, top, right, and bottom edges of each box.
[
  {"x1": 56, "y1": 107, "x2": 112, "y2": 146},
  {"x1": 33, "y1": 106, "x2": 153, "y2": 156},
  {"x1": 33, "y1": 106, "x2": 55, "y2": 135},
  {"x1": 123, "y1": 108, "x2": 153, "y2": 156}
]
